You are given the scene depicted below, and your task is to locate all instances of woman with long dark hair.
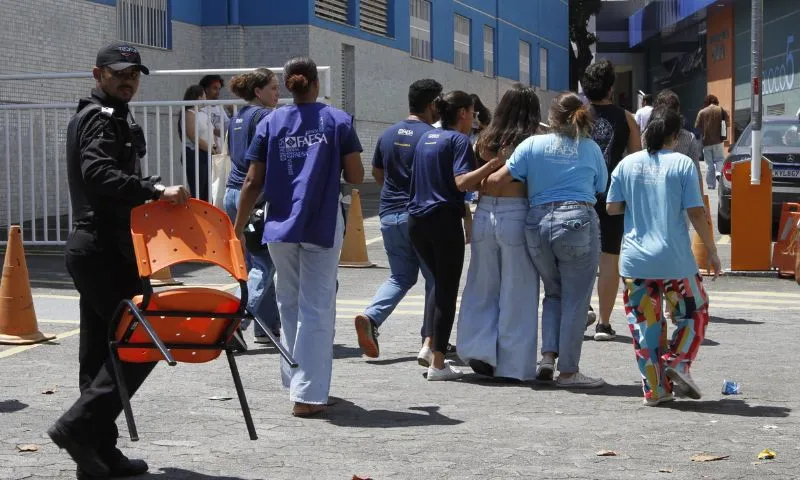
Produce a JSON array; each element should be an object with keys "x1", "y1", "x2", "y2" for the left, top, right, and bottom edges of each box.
[
  {"x1": 179, "y1": 84, "x2": 217, "y2": 201},
  {"x1": 488, "y1": 92, "x2": 607, "y2": 388},
  {"x1": 606, "y1": 106, "x2": 720, "y2": 406},
  {"x1": 457, "y1": 84, "x2": 542, "y2": 381},
  {"x1": 234, "y1": 57, "x2": 364, "y2": 416},
  {"x1": 224, "y1": 68, "x2": 281, "y2": 345},
  {"x1": 409, "y1": 91, "x2": 503, "y2": 381}
]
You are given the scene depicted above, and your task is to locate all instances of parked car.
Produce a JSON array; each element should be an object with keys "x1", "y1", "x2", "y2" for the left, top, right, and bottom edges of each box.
[{"x1": 717, "y1": 116, "x2": 800, "y2": 239}]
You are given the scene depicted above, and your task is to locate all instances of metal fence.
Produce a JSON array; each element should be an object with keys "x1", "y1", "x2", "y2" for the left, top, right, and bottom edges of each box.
[{"x1": 0, "y1": 67, "x2": 332, "y2": 245}]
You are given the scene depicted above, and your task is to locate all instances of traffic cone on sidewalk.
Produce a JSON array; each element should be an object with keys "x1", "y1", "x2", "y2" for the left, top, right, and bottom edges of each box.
[
  {"x1": 339, "y1": 189, "x2": 376, "y2": 268},
  {"x1": 692, "y1": 194, "x2": 714, "y2": 275},
  {"x1": 149, "y1": 267, "x2": 183, "y2": 287},
  {"x1": 0, "y1": 226, "x2": 55, "y2": 345}
]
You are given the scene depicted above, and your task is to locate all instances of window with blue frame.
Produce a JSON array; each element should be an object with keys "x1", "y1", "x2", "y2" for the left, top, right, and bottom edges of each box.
[
  {"x1": 360, "y1": 0, "x2": 389, "y2": 36},
  {"x1": 539, "y1": 47, "x2": 548, "y2": 90},
  {"x1": 483, "y1": 26, "x2": 495, "y2": 78},
  {"x1": 454, "y1": 15, "x2": 471, "y2": 72},
  {"x1": 410, "y1": 0, "x2": 431, "y2": 61},
  {"x1": 117, "y1": 0, "x2": 171, "y2": 50},
  {"x1": 316, "y1": 0, "x2": 350, "y2": 25},
  {"x1": 519, "y1": 41, "x2": 530, "y2": 85}
]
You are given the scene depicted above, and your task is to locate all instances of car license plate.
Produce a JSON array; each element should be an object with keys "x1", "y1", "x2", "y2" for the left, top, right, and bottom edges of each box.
[{"x1": 774, "y1": 168, "x2": 800, "y2": 178}]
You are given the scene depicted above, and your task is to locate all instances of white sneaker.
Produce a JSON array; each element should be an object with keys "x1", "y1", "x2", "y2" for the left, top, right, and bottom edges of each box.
[
  {"x1": 643, "y1": 393, "x2": 675, "y2": 407},
  {"x1": 417, "y1": 345, "x2": 434, "y2": 367},
  {"x1": 427, "y1": 360, "x2": 464, "y2": 381},
  {"x1": 665, "y1": 367, "x2": 702, "y2": 399},
  {"x1": 555, "y1": 372, "x2": 605, "y2": 389}
]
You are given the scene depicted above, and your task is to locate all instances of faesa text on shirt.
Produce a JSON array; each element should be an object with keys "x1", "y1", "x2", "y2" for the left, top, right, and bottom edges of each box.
[{"x1": 279, "y1": 130, "x2": 330, "y2": 148}]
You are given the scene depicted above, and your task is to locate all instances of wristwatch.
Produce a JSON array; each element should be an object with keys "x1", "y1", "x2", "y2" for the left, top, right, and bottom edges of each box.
[{"x1": 153, "y1": 183, "x2": 166, "y2": 199}]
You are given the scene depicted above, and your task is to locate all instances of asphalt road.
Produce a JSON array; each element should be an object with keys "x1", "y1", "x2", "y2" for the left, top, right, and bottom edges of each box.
[{"x1": 1, "y1": 182, "x2": 799, "y2": 479}]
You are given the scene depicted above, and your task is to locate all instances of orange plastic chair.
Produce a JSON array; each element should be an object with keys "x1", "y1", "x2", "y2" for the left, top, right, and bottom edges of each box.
[{"x1": 108, "y1": 199, "x2": 297, "y2": 442}]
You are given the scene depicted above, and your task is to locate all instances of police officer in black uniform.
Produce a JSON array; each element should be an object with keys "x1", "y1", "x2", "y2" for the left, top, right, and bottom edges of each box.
[{"x1": 47, "y1": 43, "x2": 189, "y2": 479}]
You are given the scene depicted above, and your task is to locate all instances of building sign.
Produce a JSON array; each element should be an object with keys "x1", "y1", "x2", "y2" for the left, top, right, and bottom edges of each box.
[
  {"x1": 709, "y1": 30, "x2": 729, "y2": 62},
  {"x1": 762, "y1": 35, "x2": 795, "y2": 95}
]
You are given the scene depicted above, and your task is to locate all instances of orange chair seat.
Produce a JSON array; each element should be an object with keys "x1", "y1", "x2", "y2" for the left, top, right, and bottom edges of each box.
[{"x1": 115, "y1": 288, "x2": 241, "y2": 363}]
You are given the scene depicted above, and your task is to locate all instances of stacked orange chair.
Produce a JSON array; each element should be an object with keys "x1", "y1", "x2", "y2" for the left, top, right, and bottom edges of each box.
[{"x1": 109, "y1": 199, "x2": 296, "y2": 441}]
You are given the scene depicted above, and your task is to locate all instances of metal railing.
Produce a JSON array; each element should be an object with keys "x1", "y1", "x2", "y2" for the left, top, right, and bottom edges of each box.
[{"x1": 0, "y1": 67, "x2": 332, "y2": 245}]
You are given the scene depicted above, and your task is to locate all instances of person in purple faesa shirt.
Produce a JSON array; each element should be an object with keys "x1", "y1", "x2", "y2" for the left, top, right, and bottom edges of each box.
[{"x1": 234, "y1": 57, "x2": 364, "y2": 418}]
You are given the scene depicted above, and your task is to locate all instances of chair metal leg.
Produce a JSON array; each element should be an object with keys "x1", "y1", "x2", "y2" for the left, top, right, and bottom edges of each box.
[
  {"x1": 252, "y1": 316, "x2": 298, "y2": 367},
  {"x1": 225, "y1": 349, "x2": 257, "y2": 440},
  {"x1": 109, "y1": 344, "x2": 139, "y2": 442}
]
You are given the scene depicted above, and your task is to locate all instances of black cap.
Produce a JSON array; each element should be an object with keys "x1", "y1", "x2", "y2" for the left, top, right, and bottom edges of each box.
[{"x1": 95, "y1": 42, "x2": 150, "y2": 75}]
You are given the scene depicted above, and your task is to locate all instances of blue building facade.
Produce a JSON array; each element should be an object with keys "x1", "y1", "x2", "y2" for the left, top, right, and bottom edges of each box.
[
  {"x1": 80, "y1": 0, "x2": 568, "y2": 182},
  {"x1": 89, "y1": 0, "x2": 569, "y2": 92}
]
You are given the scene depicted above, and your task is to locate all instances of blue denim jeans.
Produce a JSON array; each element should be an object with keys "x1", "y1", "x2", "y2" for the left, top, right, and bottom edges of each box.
[
  {"x1": 223, "y1": 187, "x2": 280, "y2": 336},
  {"x1": 703, "y1": 143, "x2": 725, "y2": 189},
  {"x1": 457, "y1": 197, "x2": 540, "y2": 380},
  {"x1": 526, "y1": 202, "x2": 600, "y2": 374},
  {"x1": 363, "y1": 212, "x2": 433, "y2": 334},
  {"x1": 269, "y1": 208, "x2": 344, "y2": 404}
]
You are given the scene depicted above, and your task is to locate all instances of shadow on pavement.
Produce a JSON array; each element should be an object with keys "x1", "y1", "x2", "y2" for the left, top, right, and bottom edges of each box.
[
  {"x1": 365, "y1": 356, "x2": 418, "y2": 366},
  {"x1": 709, "y1": 316, "x2": 765, "y2": 326},
  {"x1": 662, "y1": 399, "x2": 791, "y2": 417},
  {"x1": 460, "y1": 374, "x2": 528, "y2": 387},
  {"x1": 146, "y1": 468, "x2": 251, "y2": 479},
  {"x1": 325, "y1": 397, "x2": 463, "y2": 428},
  {"x1": 235, "y1": 343, "x2": 377, "y2": 360},
  {"x1": 233, "y1": 345, "x2": 278, "y2": 357},
  {"x1": 584, "y1": 334, "x2": 633, "y2": 345},
  {"x1": 566, "y1": 383, "x2": 643, "y2": 398},
  {"x1": 0, "y1": 399, "x2": 28, "y2": 413},
  {"x1": 333, "y1": 344, "x2": 364, "y2": 359}
]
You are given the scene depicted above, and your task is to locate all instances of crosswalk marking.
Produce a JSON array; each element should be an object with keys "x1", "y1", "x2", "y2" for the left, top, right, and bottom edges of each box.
[
  {"x1": 717, "y1": 235, "x2": 731, "y2": 245},
  {"x1": 0, "y1": 328, "x2": 81, "y2": 359}
]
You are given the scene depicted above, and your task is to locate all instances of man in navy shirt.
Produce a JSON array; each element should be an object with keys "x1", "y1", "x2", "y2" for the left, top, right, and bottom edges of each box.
[{"x1": 354, "y1": 79, "x2": 442, "y2": 358}]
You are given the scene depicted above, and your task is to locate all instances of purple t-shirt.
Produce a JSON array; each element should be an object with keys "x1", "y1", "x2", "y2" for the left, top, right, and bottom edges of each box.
[
  {"x1": 408, "y1": 129, "x2": 475, "y2": 217},
  {"x1": 246, "y1": 103, "x2": 362, "y2": 248}
]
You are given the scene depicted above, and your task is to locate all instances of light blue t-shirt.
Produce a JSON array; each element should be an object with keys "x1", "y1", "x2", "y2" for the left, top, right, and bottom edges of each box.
[
  {"x1": 607, "y1": 149, "x2": 704, "y2": 279},
  {"x1": 506, "y1": 133, "x2": 608, "y2": 206}
]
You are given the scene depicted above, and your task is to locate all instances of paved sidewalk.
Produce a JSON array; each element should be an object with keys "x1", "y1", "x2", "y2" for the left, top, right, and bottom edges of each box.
[{"x1": 1, "y1": 190, "x2": 799, "y2": 479}]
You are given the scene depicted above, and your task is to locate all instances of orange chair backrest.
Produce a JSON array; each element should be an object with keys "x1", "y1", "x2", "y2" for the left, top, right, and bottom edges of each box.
[{"x1": 130, "y1": 199, "x2": 247, "y2": 282}]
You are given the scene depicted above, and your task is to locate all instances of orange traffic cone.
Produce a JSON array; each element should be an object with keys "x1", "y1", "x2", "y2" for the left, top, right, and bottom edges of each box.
[
  {"x1": 0, "y1": 226, "x2": 55, "y2": 345},
  {"x1": 339, "y1": 189, "x2": 376, "y2": 268},
  {"x1": 150, "y1": 267, "x2": 183, "y2": 287},
  {"x1": 692, "y1": 194, "x2": 714, "y2": 275}
]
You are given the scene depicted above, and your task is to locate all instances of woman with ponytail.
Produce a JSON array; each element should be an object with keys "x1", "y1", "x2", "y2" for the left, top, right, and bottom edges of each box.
[
  {"x1": 456, "y1": 84, "x2": 542, "y2": 381},
  {"x1": 606, "y1": 106, "x2": 721, "y2": 406},
  {"x1": 224, "y1": 68, "x2": 280, "y2": 346},
  {"x1": 487, "y1": 92, "x2": 607, "y2": 389},
  {"x1": 233, "y1": 57, "x2": 364, "y2": 416},
  {"x1": 408, "y1": 90, "x2": 504, "y2": 381}
]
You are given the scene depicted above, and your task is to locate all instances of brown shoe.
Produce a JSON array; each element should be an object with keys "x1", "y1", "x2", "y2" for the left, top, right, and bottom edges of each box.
[
  {"x1": 292, "y1": 403, "x2": 327, "y2": 418},
  {"x1": 354, "y1": 315, "x2": 379, "y2": 358}
]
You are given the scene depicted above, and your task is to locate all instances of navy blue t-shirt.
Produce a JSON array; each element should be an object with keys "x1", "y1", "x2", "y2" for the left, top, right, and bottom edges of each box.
[
  {"x1": 408, "y1": 129, "x2": 475, "y2": 217},
  {"x1": 227, "y1": 105, "x2": 270, "y2": 189},
  {"x1": 373, "y1": 119, "x2": 433, "y2": 216}
]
